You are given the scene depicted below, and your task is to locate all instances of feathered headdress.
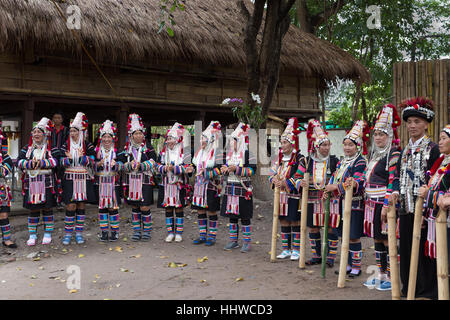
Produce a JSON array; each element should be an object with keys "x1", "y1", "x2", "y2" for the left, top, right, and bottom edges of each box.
[
  {"x1": 306, "y1": 119, "x2": 330, "y2": 155},
  {"x1": 399, "y1": 96, "x2": 434, "y2": 123},
  {"x1": 344, "y1": 120, "x2": 370, "y2": 155}
]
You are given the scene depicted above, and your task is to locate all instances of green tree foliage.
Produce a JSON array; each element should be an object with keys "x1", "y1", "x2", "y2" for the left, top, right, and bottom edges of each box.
[{"x1": 308, "y1": 0, "x2": 449, "y2": 128}]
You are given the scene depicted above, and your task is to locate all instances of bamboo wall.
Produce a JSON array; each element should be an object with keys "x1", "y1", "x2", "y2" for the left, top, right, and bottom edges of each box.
[{"x1": 393, "y1": 59, "x2": 449, "y2": 145}]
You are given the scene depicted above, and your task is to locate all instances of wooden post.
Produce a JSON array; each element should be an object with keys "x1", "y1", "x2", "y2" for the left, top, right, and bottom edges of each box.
[
  {"x1": 299, "y1": 172, "x2": 310, "y2": 269},
  {"x1": 270, "y1": 186, "x2": 280, "y2": 262},
  {"x1": 407, "y1": 196, "x2": 424, "y2": 300},
  {"x1": 337, "y1": 184, "x2": 353, "y2": 288},
  {"x1": 387, "y1": 203, "x2": 401, "y2": 300},
  {"x1": 436, "y1": 208, "x2": 449, "y2": 300},
  {"x1": 321, "y1": 197, "x2": 331, "y2": 278},
  {"x1": 21, "y1": 100, "x2": 34, "y2": 146},
  {"x1": 118, "y1": 106, "x2": 129, "y2": 148}
]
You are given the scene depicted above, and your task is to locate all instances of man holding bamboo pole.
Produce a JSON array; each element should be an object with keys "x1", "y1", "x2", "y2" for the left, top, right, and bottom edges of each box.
[
  {"x1": 269, "y1": 118, "x2": 303, "y2": 261},
  {"x1": 416, "y1": 124, "x2": 450, "y2": 299},
  {"x1": 396, "y1": 97, "x2": 440, "y2": 298},
  {"x1": 324, "y1": 120, "x2": 368, "y2": 279},
  {"x1": 293, "y1": 119, "x2": 339, "y2": 267},
  {"x1": 363, "y1": 104, "x2": 402, "y2": 291}
]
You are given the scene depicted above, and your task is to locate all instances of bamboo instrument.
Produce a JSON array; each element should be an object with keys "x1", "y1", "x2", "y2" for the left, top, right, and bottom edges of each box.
[
  {"x1": 387, "y1": 202, "x2": 401, "y2": 300},
  {"x1": 337, "y1": 181, "x2": 354, "y2": 288},
  {"x1": 407, "y1": 196, "x2": 424, "y2": 300},
  {"x1": 299, "y1": 172, "x2": 310, "y2": 269},
  {"x1": 321, "y1": 197, "x2": 331, "y2": 278},
  {"x1": 270, "y1": 185, "x2": 281, "y2": 262},
  {"x1": 436, "y1": 208, "x2": 449, "y2": 300}
]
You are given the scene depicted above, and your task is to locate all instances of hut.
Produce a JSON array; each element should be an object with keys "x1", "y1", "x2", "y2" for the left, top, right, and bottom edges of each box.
[
  {"x1": 0, "y1": 0, "x2": 369, "y2": 149},
  {"x1": 393, "y1": 59, "x2": 449, "y2": 145}
]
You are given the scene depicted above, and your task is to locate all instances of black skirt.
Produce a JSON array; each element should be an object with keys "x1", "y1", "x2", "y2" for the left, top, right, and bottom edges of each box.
[
  {"x1": 280, "y1": 197, "x2": 300, "y2": 222},
  {"x1": 335, "y1": 199, "x2": 364, "y2": 239},
  {"x1": 94, "y1": 184, "x2": 123, "y2": 207},
  {"x1": 191, "y1": 188, "x2": 221, "y2": 212},
  {"x1": 124, "y1": 184, "x2": 154, "y2": 207},
  {"x1": 23, "y1": 188, "x2": 56, "y2": 210},
  {"x1": 220, "y1": 195, "x2": 253, "y2": 220},
  {"x1": 61, "y1": 177, "x2": 96, "y2": 205},
  {"x1": 372, "y1": 202, "x2": 388, "y2": 240},
  {"x1": 157, "y1": 185, "x2": 187, "y2": 209}
]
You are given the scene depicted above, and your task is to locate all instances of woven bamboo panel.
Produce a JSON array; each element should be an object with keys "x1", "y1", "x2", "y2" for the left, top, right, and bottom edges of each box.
[{"x1": 393, "y1": 59, "x2": 449, "y2": 144}]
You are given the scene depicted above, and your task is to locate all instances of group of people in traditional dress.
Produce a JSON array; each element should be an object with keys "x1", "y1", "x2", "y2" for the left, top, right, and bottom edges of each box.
[
  {"x1": 0, "y1": 113, "x2": 256, "y2": 253},
  {"x1": 269, "y1": 97, "x2": 450, "y2": 299},
  {"x1": 0, "y1": 96, "x2": 449, "y2": 299}
]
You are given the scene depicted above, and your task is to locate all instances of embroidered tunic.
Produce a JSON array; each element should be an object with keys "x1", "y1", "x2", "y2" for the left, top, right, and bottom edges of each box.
[
  {"x1": 156, "y1": 148, "x2": 191, "y2": 208},
  {"x1": 363, "y1": 147, "x2": 400, "y2": 238},
  {"x1": 60, "y1": 140, "x2": 96, "y2": 204},
  {"x1": 17, "y1": 145, "x2": 58, "y2": 209},
  {"x1": 423, "y1": 155, "x2": 450, "y2": 259},
  {"x1": 397, "y1": 136, "x2": 440, "y2": 213},
  {"x1": 220, "y1": 150, "x2": 256, "y2": 219},
  {"x1": 328, "y1": 154, "x2": 367, "y2": 238},
  {"x1": 191, "y1": 148, "x2": 222, "y2": 211},
  {"x1": 293, "y1": 154, "x2": 339, "y2": 227},
  {"x1": 117, "y1": 142, "x2": 157, "y2": 206},
  {"x1": 0, "y1": 152, "x2": 13, "y2": 209},
  {"x1": 269, "y1": 152, "x2": 303, "y2": 218},
  {"x1": 94, "y1": 147, "x2": 124, "y2": 209}
]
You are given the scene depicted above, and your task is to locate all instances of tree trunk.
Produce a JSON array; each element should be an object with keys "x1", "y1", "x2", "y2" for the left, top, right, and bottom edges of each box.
[{"x1": 351, "y1": 81, "x2": 362, "y2": 122}]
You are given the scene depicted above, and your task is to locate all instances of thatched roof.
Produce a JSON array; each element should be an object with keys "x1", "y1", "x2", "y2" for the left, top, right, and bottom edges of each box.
[{"x1": 0, "y1": 0, "x2": 370, "y2": 82}]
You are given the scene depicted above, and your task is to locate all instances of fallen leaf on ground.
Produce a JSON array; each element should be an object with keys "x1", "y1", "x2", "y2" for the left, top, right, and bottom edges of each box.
[
  {"x1": 120, "y1": 268, "x2": 129, "y2": 272},
  {"x1": 129, "y1": 254, "x2": 141, "y2": 259},
  {"x1": 235, "y1": 277, "x2": 244, "y2": 282},
  {"x1": 168, "y1": 262, "x2": 178, "y2": 268},
  {"x1": 78, "y1": 254, "x2": 85, "y2": 258},
  {"x1": 30, "y1": 275, "x2": 37, "y2": 279},
  {"x1": 160, "y1": 255, "x2": 168, "y2": 259},
  {"x1": 114, "y1": 246, "x2": 123, "y2": 253},
  {"x1": 69, "y1": 289, "x2": 78, "y2": 293},
  {"x1": 197, "y1": 256, "x2": 208, "y2": 263}
]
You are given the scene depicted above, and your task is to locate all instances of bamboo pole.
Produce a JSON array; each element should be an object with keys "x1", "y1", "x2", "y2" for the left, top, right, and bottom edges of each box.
[
  {"x1": 436, "y1": 208, "x2": 449, "y2": 300},
  {"x1": 337, "y1": 183, "x2": 353, "y2": 288},
  {"x1": 321, "y1": 197, "x2": 331, "y2": 278},
  {"x1": 387, "y1": 203, "x2": 401, "y2": 300},
  {"x1": 299, "y1": 172, "x2": 310, "y2": 269},
  {"x1": 270, "y1": 186, "x2": 281, "y2": 262},
  {"x1": 407, "y1": 196, "x2": 424, "y2": 300}
]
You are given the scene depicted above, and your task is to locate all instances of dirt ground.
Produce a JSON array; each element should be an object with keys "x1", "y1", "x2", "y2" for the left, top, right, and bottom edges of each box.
[{"x1": 0, "y1": 198, "x2": 392, "y2": 300}]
